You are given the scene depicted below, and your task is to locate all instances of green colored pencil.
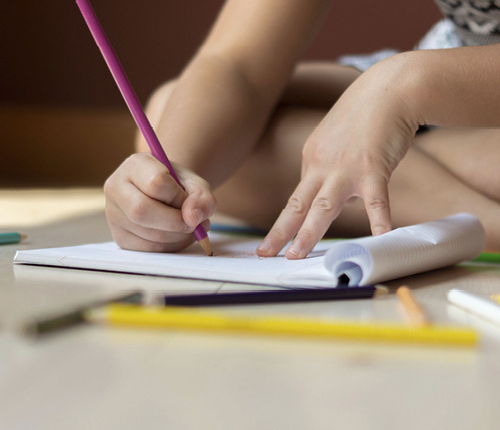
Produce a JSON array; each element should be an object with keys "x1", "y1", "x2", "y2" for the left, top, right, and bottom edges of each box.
[
  {"x1": 473, "y1": 252, "x2": 500, "y2": 264},
  {"x1": 0, "y1": 232, "x2": 27, "y2": 245}
]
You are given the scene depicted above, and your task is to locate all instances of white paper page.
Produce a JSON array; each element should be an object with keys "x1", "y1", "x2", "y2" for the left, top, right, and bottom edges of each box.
[
  {"x1": 323, "y1": 213, "x2": 485, "y2": 286},
  {"x1": 14, "y1": 234, "x2": 337, "y2": 288},
  {"x1": 14, "y1": 213, "x2": 485, "y2": 288}
]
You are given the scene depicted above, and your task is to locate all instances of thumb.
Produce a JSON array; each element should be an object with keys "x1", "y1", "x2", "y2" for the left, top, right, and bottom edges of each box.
[{"x1": 180, "y1": 172, "x2": 217, "y2": 227}]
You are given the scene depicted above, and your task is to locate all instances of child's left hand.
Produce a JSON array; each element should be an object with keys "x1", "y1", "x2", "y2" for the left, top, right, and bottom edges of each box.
[{"x1": 257, "y1": 53, "x2": 421, "y2": 259}]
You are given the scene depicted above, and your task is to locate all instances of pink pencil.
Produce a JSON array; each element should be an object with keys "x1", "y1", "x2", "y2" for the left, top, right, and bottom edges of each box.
[{"x1": 75, "y1": 0, "x2": 212, "y2": 256}]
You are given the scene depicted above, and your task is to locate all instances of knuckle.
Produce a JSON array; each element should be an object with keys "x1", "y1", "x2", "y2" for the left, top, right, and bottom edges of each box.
[
  {"x1": 123, "y1": 153, "x2": 142, "y2": 167},
  {"x1": 127, "y1": 199, "x2": 149, "y2": 224},
  {"x1": 146, "y1": 170, "x2": 172, "y2": 196},
  {"x1": 366, "y1": 197, "x2": 389, "y2": 211},
  {"x1": 311, "y1": 197, "x2": 334, "y2": 212},
  {"x1": 103, "y1": 176, "x2": 115, "y2": 196},
  {"x1": 184, "y1": 176, "x2": 213, "y2": 197},
  {"x1": 286, "y1": 195, "x2": 307, "y2": 214}
]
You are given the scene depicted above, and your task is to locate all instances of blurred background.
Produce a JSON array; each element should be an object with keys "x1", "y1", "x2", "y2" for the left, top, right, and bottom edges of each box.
[{"x1": 0, "y1": 0, "x2": 440, "y2": 187}]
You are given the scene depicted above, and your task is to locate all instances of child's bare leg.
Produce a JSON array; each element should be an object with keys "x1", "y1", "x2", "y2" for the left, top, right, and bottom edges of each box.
[
  {"x1": 280, "y1": 61, "x2": 361, "y2": 108},
  {"x1": 416, "y1": 127, "x2": 500, "y2": 201},
  {"x1": 389, "y1": 142, "x2": 500, "y2": 251}
]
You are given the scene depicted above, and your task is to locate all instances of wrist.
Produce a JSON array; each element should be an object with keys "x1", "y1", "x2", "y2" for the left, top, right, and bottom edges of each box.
[{"x1": 370, "y1": 51, "x2": 428, "y2": 130}]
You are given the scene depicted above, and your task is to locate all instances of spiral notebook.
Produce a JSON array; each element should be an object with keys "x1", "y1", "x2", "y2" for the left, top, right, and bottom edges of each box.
[{"x1": 14, "y1": 213, "x2": 484, "y2": 288}]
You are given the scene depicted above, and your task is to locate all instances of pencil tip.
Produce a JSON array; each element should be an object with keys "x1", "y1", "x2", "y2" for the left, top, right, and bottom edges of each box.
[
  {"x1": 374, "y1": 284, "x2": 389, "y2": 295},
  {"x1": 198, "y1": 237, "x2": 213, "y2": 256}
]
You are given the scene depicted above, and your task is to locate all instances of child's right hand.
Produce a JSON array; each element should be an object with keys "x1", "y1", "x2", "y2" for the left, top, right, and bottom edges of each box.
[{"x1": 104, "y1": 152, "x2": 216, "y2": 252}]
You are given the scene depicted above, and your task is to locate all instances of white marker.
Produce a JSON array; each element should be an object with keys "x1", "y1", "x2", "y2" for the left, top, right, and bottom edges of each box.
[{"x1": 447, "y1": 289, "x2": 500, "y2": 326}]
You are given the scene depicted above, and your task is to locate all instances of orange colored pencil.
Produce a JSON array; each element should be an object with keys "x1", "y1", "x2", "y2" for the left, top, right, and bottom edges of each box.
[{"x1": 396, "y1": 286, "x2": 430, "y2": 327}]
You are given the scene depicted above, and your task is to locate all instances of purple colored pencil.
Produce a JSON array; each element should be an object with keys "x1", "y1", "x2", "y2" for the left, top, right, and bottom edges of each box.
[{"x1": 75, "y1": 0, "x2": 211, "y2": 255}]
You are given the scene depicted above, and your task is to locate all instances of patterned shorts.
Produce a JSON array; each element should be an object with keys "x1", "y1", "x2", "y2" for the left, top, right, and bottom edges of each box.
[
  {"x1": 337, "y1": 19, "x2": 464, "y2": 72},
  {"x1": 336, "y1": 19, "x2": 466, "y2": 133}
]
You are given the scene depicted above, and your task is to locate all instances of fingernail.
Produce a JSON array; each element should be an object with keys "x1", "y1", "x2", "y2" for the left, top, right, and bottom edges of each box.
[
  {"x1": 287, "y1": 244, "x2": 302, "y2": 259},
  {"x1": 192, "y1": 208, "x2": 202, "y2": 224},
  {"x1": 373, "y1": 225, "x2": 390, "y2": 236},
  {"x1": 257, "y1": 241, "x2": 271, "y2": 254}
]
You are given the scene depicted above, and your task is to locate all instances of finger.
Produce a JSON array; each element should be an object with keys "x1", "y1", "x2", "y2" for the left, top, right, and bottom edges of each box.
[
  {"x1": 111, "y1": 225, "x2": 196, "y2": 253},
  {"x1": 108, "y1": 179, "x2": 191, "y2": 233},
  {"x1": 125, "y1": 154, "x2": 189, "y2": 209},
  {"x1": 256, "y1": 180, "x2": 320, "y2": 257},
  {"x1": 360, "y1": 175, "x2": 392, "y2": 236},
  {"x1": 109, "y1": 205, "x2": 212, "y2": 252},
  {"x1": 285, "y1": 184, "x2": 345, "y2": 260},
  {"x1": 178, "y1": 167, "x2": 218, "y2": 227},
  {"x1": 107, "y1": 199, "x2": 194, "y2": 242}
]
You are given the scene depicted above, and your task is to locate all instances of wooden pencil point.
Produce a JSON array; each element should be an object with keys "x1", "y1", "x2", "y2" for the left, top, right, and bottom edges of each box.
[
  {"x1": 198, "y1": 236, "x2": 213, "y2": 256},
  {"x1": 374, "y1": 284, "x2": 389, "y2": 296}
]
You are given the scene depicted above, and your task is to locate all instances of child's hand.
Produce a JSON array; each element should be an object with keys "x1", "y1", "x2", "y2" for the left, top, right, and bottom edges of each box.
[
  {"x1": 257, "y1": 53, "x2": 421, "y2": 259},
  {"x1": 104, "y1": 153, "x2": 216, "y2": 252}
]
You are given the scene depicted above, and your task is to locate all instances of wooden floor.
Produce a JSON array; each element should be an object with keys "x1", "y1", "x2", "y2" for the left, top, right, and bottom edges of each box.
[{"x1": 1, "y1": 188, "x2": 500, "y2": 430}]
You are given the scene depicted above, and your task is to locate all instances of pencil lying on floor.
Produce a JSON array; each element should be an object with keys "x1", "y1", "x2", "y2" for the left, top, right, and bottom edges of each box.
[
  {"x1": 23, "y1": 292, "x2": 144, "y2": 337},
  {"x1": 75, "y1": 0, "x2": 212, "y2": 256},
  {"x1": 396, "y1": 286, "x2": 430, "y2": 327},
  {"x1": 473, "y1": 252, "x2": 500, "y2": 264},
  {"x1": 162, "y1": 285, "x2": 385, "y2": 306},
  {"x1": 0, "y1": 232, "x2": 27, "y2": 245},
  {"x1": 448, "y1": 289, "x2": 500, "y2": 326},
  {"x1": 93, "y1": 304, "x2": 478, "y2": 347}
]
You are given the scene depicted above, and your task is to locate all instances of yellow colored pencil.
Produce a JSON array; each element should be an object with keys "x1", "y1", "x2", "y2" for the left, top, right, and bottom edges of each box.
[
  {"x1": 97, "y1": 304, "x2": 478, "y2": 347},
  {"x1": 396, "y1": 285, "x2": 430, "y2": 327},
  {"x1": 490, "y1": 294, "x2": 500, "y2": 304}
]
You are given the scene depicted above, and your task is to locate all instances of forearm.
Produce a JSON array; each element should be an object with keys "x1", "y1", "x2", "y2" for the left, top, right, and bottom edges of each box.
[
  {"x1": 152, "y1": 54, "x2": 276, "y2": 187},
  {"x1": 402, "y1": 45, "x2": 500, "y2": 128},
  {"x1": 135, "y1": 0, "x2": 332, "y2": 188}
]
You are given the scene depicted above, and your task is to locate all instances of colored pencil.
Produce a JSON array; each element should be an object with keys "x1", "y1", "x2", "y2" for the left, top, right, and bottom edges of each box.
[
  {"x1": 490, "y1": 294, "x2": 500, "y2": 304},
  {"x1": 396, "y1": 285, "x2": 430, "y2": 327},
  {"x1": 75, "y1": 0, "x2": 212, "y2": 256},
  {"x1": 163, "y1": 285, "x2": 384, "y2": 306},
  {"x1": 96, "y1": 304, "x2": 478, "y2": 347},
  {"x1": 23, "y1": 291, "x2": 143, "y2": 337},
  {"x1": 473, "y1": 252, "x2": 500, "y2": 264},
  {"x1": 448, "y1": 289, "x2": 500, "y2": 327},
  {"x1": 0, "y1": 232, "x2": 27, "y2": 245}
]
